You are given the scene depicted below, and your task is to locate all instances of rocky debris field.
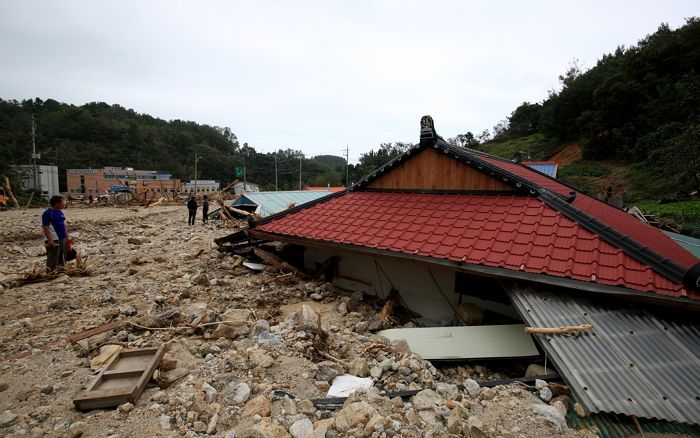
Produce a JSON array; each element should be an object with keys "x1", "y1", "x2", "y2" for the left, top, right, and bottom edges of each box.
[{"x1": 0, "y1": 206, "x2": 599, "y2": 437}]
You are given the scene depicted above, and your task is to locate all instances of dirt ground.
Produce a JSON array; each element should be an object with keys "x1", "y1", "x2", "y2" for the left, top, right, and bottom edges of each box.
[{"x1": 0, "y1": 206, "x2": 600, "y2": 437}]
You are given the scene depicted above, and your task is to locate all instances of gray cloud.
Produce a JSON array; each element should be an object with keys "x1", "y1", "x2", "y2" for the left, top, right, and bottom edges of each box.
[{"x1": 0, "y1": 0, "x2": 696, "y2": 160}]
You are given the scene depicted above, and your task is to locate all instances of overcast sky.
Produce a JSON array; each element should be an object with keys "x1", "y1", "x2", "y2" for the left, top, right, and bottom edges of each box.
[{"x1": 0, "y1": 1, "x2": 696, "y2": 161}]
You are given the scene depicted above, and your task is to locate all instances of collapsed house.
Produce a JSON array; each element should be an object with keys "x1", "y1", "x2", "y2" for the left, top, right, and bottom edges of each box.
[{"x1": 218, "y1": 116, "x2": 700, "y2": 426}]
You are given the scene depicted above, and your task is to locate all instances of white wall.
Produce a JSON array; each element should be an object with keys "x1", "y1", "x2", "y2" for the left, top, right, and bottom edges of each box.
[
  {"x1": 305, "y1": 247, "x2": 460, "y2": 324},
  {"x1": 304, "y1": 246, "x2": 520, "y2": 324}
]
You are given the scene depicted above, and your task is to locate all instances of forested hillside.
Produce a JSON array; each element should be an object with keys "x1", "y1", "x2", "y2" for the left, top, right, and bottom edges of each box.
[
  {"x1": 0, "y1": 99, "x2": 351, "y2": 191},
  {"x1": 476, "y1": 18, "x2": 699, "y2": 199}
]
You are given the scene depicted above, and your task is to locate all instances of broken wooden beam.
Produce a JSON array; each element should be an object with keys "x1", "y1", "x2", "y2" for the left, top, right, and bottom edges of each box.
[
  {"x1": 524, "y1": 324, "x2": 593, "y2": 335},
  {"x1": 253, "y1": 247, "x2": 304, "y2": 275}
]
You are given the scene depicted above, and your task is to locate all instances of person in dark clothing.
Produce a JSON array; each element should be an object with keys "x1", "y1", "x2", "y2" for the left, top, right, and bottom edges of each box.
[
  {"x1": 187, "y1": 196, "x2": 197, "y2": 225},
  {"x1": 42, "y1": 195, "x2": 68, "y2": 272},
  {"x1": 202, "y1": 195, "x2": 209, "y2": 224}
]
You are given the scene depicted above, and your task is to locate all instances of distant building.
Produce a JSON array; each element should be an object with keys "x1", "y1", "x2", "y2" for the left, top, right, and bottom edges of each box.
[
  {"x1": 232, "y1": 181, "x2": 259, "y2": 195},
  {"x1": 12, "y1": 165, "x2": 60, "y2": 199},
  {"x1": 184, "y1": 180, "x2": 220, "y2": 195},
  {"x1": 66, "y1": 167, "x2": 181, "y2": 197}
]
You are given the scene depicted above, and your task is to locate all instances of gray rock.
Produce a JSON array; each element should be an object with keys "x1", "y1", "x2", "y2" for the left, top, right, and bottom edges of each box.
[
  {"x1": 119, "y1": 305, "x2": 137, "y2": 316},
  {"x1": 315, "y1": 361, "x2": 343, "y2": 382},
  {"x1": 249, "y1": 351, "x2": 274, "y2": 368},
  {"x1": 539, "y1": 386, "x2": 553, "y2": 402},
  {"x1": 250, "y1": 320, "x2": 270, "y2": 337},
  {"x1": 117, "y1": 402, "x2": 134, "y2": 413},
  {"x1": 309, "y1": 293, "x2": 323, "y2": 301},
  {"x1": 435, "y1": 382, "x2": 460, "y2": 400},
  {"x1": 411, "y1": 389, "x2": 442, "y2": 411},
  {"x1": 271, "y1": 396, "x2": 297, "y2": 417},
  {"x1": 159, "y1": 415, "x2": 172, "y2": 430},
  {"x1": 463, "y1": 378, "x2": 481, "y2": 397},
  {"x1": 369, "y1": 366, "x2": 382, "y2": 379},
  {"x1": 230, "y1": 382, "x2": 251, "y2": 405},
  {"x1": 479, "y1": 387, "x2": 496, "y2": 400},
  {"x1": 191, "y1": 273, "x2": 210, "y2": 286},
  {"x1": 202, "y1": 383, "x2": 218, "y2": 402},
  {"x1": 0, "y1": 410, "x2": 17, "y2": 428},
  {"x1": 535, "y1": 378, "x2": 548, "y2": 390},
  {"x1": 348, "y1": 358, "x2": 369, "y2": 377},
  {"x1": 532, "y1": 404, "x2": 568, "y2": 432},
  {"x1": 293, "y1": 305, "x2": 320, "y2": 331},
  {"x1": 289, "y1": 418, "x2": 313, "y2": 438}
]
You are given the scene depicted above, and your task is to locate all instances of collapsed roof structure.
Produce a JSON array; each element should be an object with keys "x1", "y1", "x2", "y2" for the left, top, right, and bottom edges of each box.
[{"x1": 222, "y1": 116, "x2": 700, "y2": 425}]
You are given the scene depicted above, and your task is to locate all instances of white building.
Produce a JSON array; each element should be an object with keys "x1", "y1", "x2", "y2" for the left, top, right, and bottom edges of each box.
[
  {"x1": 232, "y1": 181, "x2": 260, "y2": 195},
  {"x1": 13, "y1": 165, "x2": 60, "y2": 199},
  {"x1": 183, "y1": 180, "x2": 220, "y2": 195}
]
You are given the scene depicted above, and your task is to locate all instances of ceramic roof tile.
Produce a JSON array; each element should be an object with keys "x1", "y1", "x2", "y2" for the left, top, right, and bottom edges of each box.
[{"x1": 256, "y1": 192, "x2": 694, "y2": 298}]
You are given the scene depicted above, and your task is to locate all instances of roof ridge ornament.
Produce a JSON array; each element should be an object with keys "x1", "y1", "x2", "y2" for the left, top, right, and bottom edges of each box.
[{"x1": 420, "y1": 115, "x2": 437, "y2": 146}]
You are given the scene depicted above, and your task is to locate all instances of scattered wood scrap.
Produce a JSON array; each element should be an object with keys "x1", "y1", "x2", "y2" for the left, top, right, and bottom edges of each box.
[
  {"x1": 3, "y1": 176, "x2": 20, "y2": 208},
  {"x1": 7, "y1": 260, "x2": 91, "y2": 288},
  {"x1": 73, "y1": 345, "x2": 165, "y2": 411},
  {"x1": 524, "y1": 324, "x2": 593, "y2": 335}
]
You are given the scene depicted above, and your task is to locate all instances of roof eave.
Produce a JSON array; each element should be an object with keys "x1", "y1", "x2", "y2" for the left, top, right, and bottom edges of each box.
[{"x1": 249, "y1": 229, "x2": 700, "y2": 311}]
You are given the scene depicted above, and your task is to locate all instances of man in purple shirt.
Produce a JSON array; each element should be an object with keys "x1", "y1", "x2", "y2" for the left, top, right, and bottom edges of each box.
[{"x1": 42, "y1": 195, "x2": 68, "y2": 272}]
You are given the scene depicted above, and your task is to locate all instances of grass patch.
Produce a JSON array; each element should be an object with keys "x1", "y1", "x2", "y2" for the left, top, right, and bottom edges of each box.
[
  {"x1": 480, "y1": 134, "x2": 554, "y2": 161},
  {"x1": 635, "y1": 199, "x2": 700, "y2": 237},
  {"x1": 559, "y1": 162, "x2": 610, "y2": 178}
]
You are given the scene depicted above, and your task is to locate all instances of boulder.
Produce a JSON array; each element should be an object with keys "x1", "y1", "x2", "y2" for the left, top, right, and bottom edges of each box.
[
  {"x1": 242, "y1": 395, "x2": 271, "y2": 418},
  {"x1": 293, "y1": 305, "x2": 319, "y2": 331},
  {"x1": 348, "y1": 358, "x2": 369, "y2": 377},
  {"x1": 411, "y1": 389, "x2": 442, "y2": 411},
  {"x1": 250, "y1": 351, "x2": 274, "y2": 368},
  {"x1": 334, "y1": 401, "x2": 377, "y2": 432},
  {"x1": 212, "y1": 320, "x2": 249, "y2": 339},
  {"x1": 462, "y1": 378, "x2": 480, "y2": 397},
  {"x1": 230, "y1": 382, "x2": 251, "y2": 405},
  {"x1": 0, "y1": 410, "x2": 17, "y2": 428},
  {"x1": 435, "y1": 382, "x2": 460, "y2": 400},
  {"x1": 289, "y1": 418, "x2": 313, "y2": 438}
]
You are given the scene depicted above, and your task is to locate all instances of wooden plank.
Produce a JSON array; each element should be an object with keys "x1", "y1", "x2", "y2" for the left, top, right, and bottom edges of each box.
[
  {"x1": 66, "y1": 320, "x2": 125, "y2": 343},
  {"x1": 73, "y1": 345, "x2": 165, "y2": 411}
]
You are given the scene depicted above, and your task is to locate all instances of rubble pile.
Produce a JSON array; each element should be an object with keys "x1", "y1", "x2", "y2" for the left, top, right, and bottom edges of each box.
[{"x1": 0, "y1": 206, "x2": 597, "y2": 437}]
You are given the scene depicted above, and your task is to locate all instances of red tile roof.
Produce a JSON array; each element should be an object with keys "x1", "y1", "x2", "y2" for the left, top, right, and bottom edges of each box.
[
  {"x1": 477, "y1": 155, "x2": 698, "y2": 269},
  {"x1": 255, "y1": 192, "x2": 696, "y2": 300}
]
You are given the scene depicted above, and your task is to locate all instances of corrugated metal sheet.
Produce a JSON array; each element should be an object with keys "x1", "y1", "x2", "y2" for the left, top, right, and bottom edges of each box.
[
  {"x1": 568, "y1": 409, "x2": 700, "y2": 437},
  {"x1": 232, "y1": 190, "x2": 331, "y2": 217},
  {"x1": 506, "y1": 283, "x2": 700, "y2": 425},
  {"x1": 663, "y1": 231, "x2": 700, "y2": 258},
  {"x1": 524, "y1": 161, "x2": 559, "y2": 178}
]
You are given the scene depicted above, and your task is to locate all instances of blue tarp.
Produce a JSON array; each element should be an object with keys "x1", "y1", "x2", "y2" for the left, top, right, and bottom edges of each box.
[
  {"x1": 232, "y1": 190, "x2": 332, "y2": 217},
  {"x1": 524, "y1": 162, "x2": 559, "y2": 178}
]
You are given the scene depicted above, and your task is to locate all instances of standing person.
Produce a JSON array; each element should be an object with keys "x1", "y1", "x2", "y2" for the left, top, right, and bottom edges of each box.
[
  {"x1": 42, "y1": 195, "x2": 68, "y2": 272},
  {"x1": 202, "y1": 195, "x2": 209, "y2": 224},
  {"x1": 187, "y1": 196, "x2": 197, "y2": 226}
]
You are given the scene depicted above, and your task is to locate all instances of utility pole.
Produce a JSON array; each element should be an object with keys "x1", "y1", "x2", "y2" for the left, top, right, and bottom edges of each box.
[
  {"x1": 299, "y1": 156, "x2": 302, "y2": 190},
  {"x1": 31, "y1": 114, "x2": 39, "y2": 191},
  {"x1": 274, "y1": 153, "x2": 278, "y2": 191},
  {"x1": 345, "y1": 144, "x2": 349, "y2": 187},
  {"x1": 243, "y1": 151, "x2": 247, "y2": 193}
]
